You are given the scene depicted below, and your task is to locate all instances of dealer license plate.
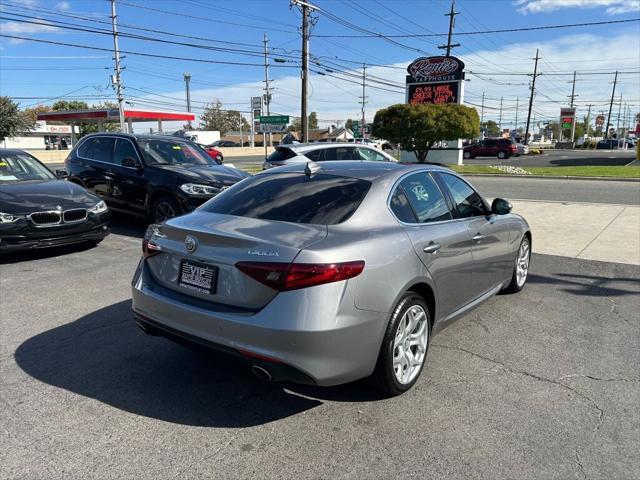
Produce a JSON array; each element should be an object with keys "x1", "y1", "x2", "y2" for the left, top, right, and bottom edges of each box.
[{"x1": 178, "y1": 260, "x2": 217, "y2": 295}]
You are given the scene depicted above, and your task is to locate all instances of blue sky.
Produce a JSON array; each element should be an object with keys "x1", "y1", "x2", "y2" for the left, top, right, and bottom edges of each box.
[{"x1": 1, "y1": 0, "x2": 639, "y2": 132}]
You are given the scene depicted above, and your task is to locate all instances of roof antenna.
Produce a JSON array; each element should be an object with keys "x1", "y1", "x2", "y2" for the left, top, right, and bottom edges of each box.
[{"x1": 304, "y1": 160, "x2": 321, "y2": 178}]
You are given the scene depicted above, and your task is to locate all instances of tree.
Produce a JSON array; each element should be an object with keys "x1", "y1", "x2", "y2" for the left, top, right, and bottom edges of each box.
[
  {"x1": 22, "y1": 104, "x2": 53, "y2": 125},
  {"x1": 480, "y1": 120, "x2": 500, "y2": 137},
  {"x1": 372, "y1": 103, "x2": 480, "y2": 163},
  {"x1": 0, "y1": 97, "x2": 36, "y2": 142},
  {"x1": 199, "y1": 100, "x2": 249, "y2": 135},
  {"x1": 308, "y1": 111, "x2": 318, "y2": 129},
  {"x1": 52, "y1": 100, "x2": 90, "y2": 111}
]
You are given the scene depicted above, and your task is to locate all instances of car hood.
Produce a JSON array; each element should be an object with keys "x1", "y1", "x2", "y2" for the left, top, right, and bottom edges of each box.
[
  {"x1": 0, "y1": 180, "x2": 100, "y2": 214},
  {"x1": 153, "y1": 164, "x2": 250, "y2": 186}
]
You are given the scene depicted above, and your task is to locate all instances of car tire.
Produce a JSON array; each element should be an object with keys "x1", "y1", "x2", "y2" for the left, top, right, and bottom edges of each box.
[
  {"x1": 497, "y1": 151, "x2": 508, "y2": 159},
  {"x1": 216, "y1": 154, "x2": 223, "y2": 163},
  {"x1": 150, "y1": 195, "x2": 181, "y2": 223},
  {"x1": 370, "y1": 292, "x2": 431, "y2": 396},
  {"x1": 463, "y1": 151, "x2": 472, "y2": 159},
  {"x1": 502, "y1": 235, "x2": 531, "y2": 293}
]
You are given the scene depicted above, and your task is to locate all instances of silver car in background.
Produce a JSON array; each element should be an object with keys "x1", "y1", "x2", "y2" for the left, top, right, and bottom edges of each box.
[
  {"x1": 132, "y1": 161, "x2": 531, "y2": 395},
  {"x1": 262, "y1": 142, "x2": 397, "y2": 170}
]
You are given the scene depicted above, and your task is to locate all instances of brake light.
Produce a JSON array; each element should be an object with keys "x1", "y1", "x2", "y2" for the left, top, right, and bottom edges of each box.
[
  {"x1": 235, "y1": 260, "x2": 365, "y2": 291},
  {"x1": 142, "y1": 238, "x2": 162, "y2": 258}
]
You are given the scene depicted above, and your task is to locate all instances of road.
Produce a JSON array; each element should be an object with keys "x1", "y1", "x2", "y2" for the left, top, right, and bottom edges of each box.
[
  {"x1": 1, "y1": 223, "x2": 639, "y2": 479},
  {"x1": 464, "y1": 149, "x2": 636, "y2": 167},
  {"x1": 469, "y1": 176, "x2": 640, "y2": 205}
]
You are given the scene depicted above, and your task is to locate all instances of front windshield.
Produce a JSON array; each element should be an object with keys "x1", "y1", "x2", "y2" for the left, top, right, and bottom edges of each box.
[
  {"x1": 137, "y1": 138, "x2": 214, "y2": 166},
  {"x1": 0, "y1": 153, "x2": 55, "y2": 183}
]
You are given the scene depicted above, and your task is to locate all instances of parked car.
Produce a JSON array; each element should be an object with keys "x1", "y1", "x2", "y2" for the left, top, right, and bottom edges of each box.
[
  {"x1": 0, "y1": 149, "x2": 110, "y2": 253},
  {"x1": 262, "y1": 143, "x2": 397, "y2": 170},
  {"x1": 133, "y1": 161, "x2": 531, "y2": 395},
  {"x1": 197, "y1": 143, "x2": 224, "y2": 163},
  {"x1": 210, "y1": 140, "x2": 241, "y2": 148},
  {"x1": 65, "y1": 133, "x2": 249, "y2": 223},
  {"x1": 596, "y1": 139, "x2": 618, "y2": 150},
  {"x1": 463, "y1": 138, "x2": 518, "y2": 159},
  {"x1": 516, "y1": 143, "x2": 529, "y2": 156}
]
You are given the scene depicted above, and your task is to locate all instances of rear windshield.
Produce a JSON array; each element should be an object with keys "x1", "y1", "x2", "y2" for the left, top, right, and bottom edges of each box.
[
  {"x1": 266, "y1": 147, "x2": 296, "y2": 163},
  {"x1": 201, "y1": 173, "x2": 371, "y2": 225}
]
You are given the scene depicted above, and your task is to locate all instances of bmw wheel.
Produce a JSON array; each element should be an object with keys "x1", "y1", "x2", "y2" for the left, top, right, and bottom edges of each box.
[
  {"x1": 151, "y1": 195, "x2": 181, "y2": 223},
  {"x1": 371, "y1": 292, "x2": 431, "y2": 395},
  {"x1": 502, "y1": 235, "x2": 531, "y2": 293}
]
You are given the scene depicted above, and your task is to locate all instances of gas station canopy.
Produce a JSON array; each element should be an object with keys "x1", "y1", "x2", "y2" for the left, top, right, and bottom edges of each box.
[{"x1": 36, "y1": 108, "x2": 195, "y2": 141}]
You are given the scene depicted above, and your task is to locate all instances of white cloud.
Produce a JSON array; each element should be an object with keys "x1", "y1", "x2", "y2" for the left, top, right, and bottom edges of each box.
[
  {"x1": 56, "y1": 1, "x2": 71, "y2": 10},
  {"x1": 1, "y1": 20, "x2": 61, "y2": 35},
  {"x1": 515, "y1": 0, "x2": 640, "y2": 14}
]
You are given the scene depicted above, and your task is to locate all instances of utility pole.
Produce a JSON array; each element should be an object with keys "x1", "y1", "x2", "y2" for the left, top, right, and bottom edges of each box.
[
  {"x1": 438, "y1": 0, "x2": 460, "y2": 56},
  {"x1": 360, "y1": 64, "x2": 367, "y2": 139},
  {"x1": 498, "y1": 96, "x2": 503, "y2": 133},
  {"x1": 605, "y1": 70, "x2": 618, "y2": 139},
  {"x1": 524, "y1": 48, "x2": 540, "y2": 145},
  {"x1": 291, "y1": 0, "x2": 319, "y2": 143},
  {"x1": 585, "y1": 103, "x2": 593, "y2": 138},
  {"x1": 480, "y1": 92, "x2": 485, "y2": 138},
  {"x1": 183, "y1": 73, "x2": 191, "y2": 129},
  {"x1": 615, "y1": 93, "x2": 622, "y2": 136},
  {"x1": 568, "y1": 71, "x2": 578, "y2": 107},
  {"x1": 110, "y1": 0, "x2": 125, "y2": 132},
  {"x1": 263, "y1": 33, "x2": 272, "y2": 154},
  {"x1": 515, "y1": 97, "x2": 519, "y2": 133}
]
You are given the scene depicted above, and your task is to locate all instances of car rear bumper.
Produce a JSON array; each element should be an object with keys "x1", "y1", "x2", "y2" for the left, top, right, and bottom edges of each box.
[
  {"x1": 0, "y1": 216, "x2": 110, "y2": 253},
  {"x1": 131, "y1": 260, "x2": 388, "y2": 386}
]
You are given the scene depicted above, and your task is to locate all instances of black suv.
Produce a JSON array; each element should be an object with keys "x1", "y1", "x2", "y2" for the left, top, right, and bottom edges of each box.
[{"x1": 65, "y1": 133, "x2": 249, "y2": 222}]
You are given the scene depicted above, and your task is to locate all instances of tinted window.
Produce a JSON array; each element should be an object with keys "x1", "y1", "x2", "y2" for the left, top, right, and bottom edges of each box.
[
  {"x1": 81, "y1": 137, "x2": 115, "y2": 163},
  {"x1": 324, "y1": 146, "x2": 356, "y2": 161},
  {"x1": 266, "y1": 147, "x2": 296, "y2": 163},
  {"x1": 397, "y1": 173, "x2": 451, "y2": 223},
  {"x1": 303, "y1": 149, "x2": 324, "y2": 162},
  {"x1": 389, "y1": 187, "x2": 417, "y2": 223},
  {"x1": 439, "y1": 173, "x2": 486, "y2": 218},
  {"x1": 114, "y1": 139, "x2": 139, "y2": 166},
  {"x1": 202, "y1": 173, "x2": 371, "y2": 225},
  {"x1": 356, "y1": 147, "x2": 388, "y2": 162},
  {"x1": 485, "y1": 139, "x2": 497, "y2": 146}
]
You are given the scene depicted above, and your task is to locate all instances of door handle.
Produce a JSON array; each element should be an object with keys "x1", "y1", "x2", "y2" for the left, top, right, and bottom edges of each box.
[
  {"x1": 423, "y1": 243, "x2": 441, "y2": 254},
  {"x1": 472, "y1": 234, "x2": 485, "y2": 242}
]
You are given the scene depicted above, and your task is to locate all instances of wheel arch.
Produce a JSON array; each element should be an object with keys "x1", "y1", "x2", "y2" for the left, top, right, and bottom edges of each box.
[
  {"x1": 147, "y1": 187, "x2": 179, "y2": 209},
  {"x1": 406, "y1": 282, "x2": 436, "y2": 329}
]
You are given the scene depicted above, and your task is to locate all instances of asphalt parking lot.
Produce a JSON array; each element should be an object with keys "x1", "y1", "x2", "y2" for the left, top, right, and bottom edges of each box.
[{"x1": 1, "y1": 218, "x2": 638, "y2": 479}]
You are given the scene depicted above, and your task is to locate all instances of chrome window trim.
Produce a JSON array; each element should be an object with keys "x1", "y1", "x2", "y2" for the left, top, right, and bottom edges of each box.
[
  {"x1": 75, "y1": 136, "x2": 143, "y2": 170},
  {"x1": 387, "y1": 169, "x2": 485, "y2": 227}
]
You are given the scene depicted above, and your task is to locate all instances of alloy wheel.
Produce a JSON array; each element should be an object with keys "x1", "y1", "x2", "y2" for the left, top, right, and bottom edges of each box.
[
  {"x1": 516, "y1": 238, "x2": 530, "y2": 287},
  {"x1": 154, "y1": 201, "x2": 176, "y2": 222},
  {"x1": 498, "y1": 151, "x2": 506, "y2": 159},
  {"x1": 393, "y1": 304, "x2": 429, "y2": 384}
]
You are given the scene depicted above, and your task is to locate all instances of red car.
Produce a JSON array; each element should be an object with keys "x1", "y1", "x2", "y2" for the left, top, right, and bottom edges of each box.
[
  {"x1": 463, "y1": 138, "x2": 518, "y2": 159},
  {"x1": 198, "y1": 144, "x2": 224, "y2": 163}
]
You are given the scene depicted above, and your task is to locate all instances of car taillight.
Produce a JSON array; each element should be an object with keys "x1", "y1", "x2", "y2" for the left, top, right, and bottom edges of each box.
[
  {"x1": 142, "y1": 238, "x2": 162, "y2": 258},
  {"x1": 235, "y1": 260, "x2": 365, "y2": 291}
]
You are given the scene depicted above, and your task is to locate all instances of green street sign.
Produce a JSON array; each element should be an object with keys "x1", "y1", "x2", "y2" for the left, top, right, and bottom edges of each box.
[{"x1": 258, "y1": 115, "x2": 289, "y2": 125}]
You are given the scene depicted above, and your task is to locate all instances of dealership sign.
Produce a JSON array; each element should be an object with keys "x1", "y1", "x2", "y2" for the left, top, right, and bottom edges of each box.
[
  {"x1": 406, "y1": 56, "x2": 465, "y2": 83},
  {"x1": 559, "y1": 107, "x2": 576, "y2": 130}
]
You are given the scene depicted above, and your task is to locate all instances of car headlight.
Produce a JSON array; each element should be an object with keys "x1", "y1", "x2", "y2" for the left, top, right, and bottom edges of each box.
[
  {"x1": 88, "y1": 200, "x2": 108, "y2": 214},
  {"x1": 179, "y1": 183, "x2": 221, "y2": 196},
  {"x1": 0, "y1": 212, "x2": 22, "y2": 223}
]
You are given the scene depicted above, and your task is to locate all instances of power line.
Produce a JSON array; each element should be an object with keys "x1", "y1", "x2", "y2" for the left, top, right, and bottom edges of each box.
[{"x1": 313, "y1": 18, "x2": 640, "y2": 37}]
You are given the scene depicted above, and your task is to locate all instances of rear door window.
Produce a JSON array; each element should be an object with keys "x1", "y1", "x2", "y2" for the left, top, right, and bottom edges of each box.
[
  {"x1": 355, "y1": 147, "x2": 388, "y2": 162},
  {"x1": 303, "y1": 149, "x2": 324, "y2": 162},
  {"x1": 266, "y1": 147, "x2": 296, "y2": 163},
  {"x1": 395, "y1": 173, "x2": 451, "y2": 223},
  {"x1": 80, "y1": 137, "x2": 116, "y2": 163},
  {"x1": 202, "y1": 173, "x2": 371, "y2": 225},
  {"x1": 114, "y1": 138, "x2": 140, "y2": 166}
]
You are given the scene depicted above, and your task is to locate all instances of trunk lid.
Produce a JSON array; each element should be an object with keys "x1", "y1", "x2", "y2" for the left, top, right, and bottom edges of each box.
[{"x1": 145, "y1": 211, "x2": 327, "y2": 309}]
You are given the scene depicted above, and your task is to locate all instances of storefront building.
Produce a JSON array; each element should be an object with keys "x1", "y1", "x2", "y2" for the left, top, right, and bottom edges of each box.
[{"x1": 1, "y1": 122, "x2": 79, "y2": 150}]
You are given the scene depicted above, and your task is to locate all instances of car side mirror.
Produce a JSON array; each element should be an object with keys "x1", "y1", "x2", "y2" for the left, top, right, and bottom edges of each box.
[
  {"x1": 55, "y1": 169, "x2": 68, "y2": 179},
  {"x1": 122, "y1": 157, "x2": 142, "y2": 169},
  {"x1": 491, "y1": 198, "x2": 512, "y2": 215}
]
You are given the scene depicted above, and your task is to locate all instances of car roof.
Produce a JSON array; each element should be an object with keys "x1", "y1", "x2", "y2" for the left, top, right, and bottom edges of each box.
[
  {"x1": 282, "y1": 142, "x2": 378, "y2": 152},
  {"x1": 259, "y1": 160, "x2": 455, "y2": 181},
  {"x1": 80, "y1": 132, "x2": 191, "y2": 142}
]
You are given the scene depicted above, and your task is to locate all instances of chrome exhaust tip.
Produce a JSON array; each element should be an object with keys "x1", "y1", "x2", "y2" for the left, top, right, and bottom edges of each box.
[
  {"x1": 251, "y1": 365, "x2": 273, "y2": 382},
  {"x1": 136, "y1": 320, "x2": 159, "y2": 336}
]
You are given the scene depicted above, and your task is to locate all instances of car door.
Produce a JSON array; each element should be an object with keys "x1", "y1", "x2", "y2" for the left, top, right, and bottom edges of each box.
[
  {"x1": 436, "y1": 172, "x2": 511, "y2": 299},
  {"x1": 483, "y1": 139, "x2": 497, "y2": 157},
  {"x1": 110, "y1": 138, "x2": 148, "y2": 215},
  {"x1": 75, "y1": 136, "x2": 115, "y2": 200},
  {"x1": 390, "y1": 171, "x2": 475, "y2": 319},
  {"x1": 471, "y1": 140, "x2": 484, "y2": 156}
]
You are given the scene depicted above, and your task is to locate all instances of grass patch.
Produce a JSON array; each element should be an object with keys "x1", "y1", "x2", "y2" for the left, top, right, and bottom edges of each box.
[
  {"x1": 444, "y1": 164, "x2": 506, "y2": 174},
  {"x1": 524, "y1": 166, "x2": 640, "y2": 178}
]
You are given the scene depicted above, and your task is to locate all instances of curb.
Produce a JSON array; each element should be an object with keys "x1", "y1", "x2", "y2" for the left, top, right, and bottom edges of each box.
[{"x1": 461, "y1": 173, "x2": 640, "y2": 182}]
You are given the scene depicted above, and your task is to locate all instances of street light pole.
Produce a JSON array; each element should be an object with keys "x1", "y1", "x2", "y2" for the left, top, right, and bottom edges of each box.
[
  {"x1": 110, "y1": 0, "x2": 125, "y2": 133},
  {"x1": 183, "y1": 73, "x2": 191, "y2": 129}
]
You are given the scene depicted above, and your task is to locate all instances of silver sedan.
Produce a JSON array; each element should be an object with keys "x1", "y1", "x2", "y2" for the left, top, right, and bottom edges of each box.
[{"x1": 132, "y1": 161, "x2": 531, "y2": 395}]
